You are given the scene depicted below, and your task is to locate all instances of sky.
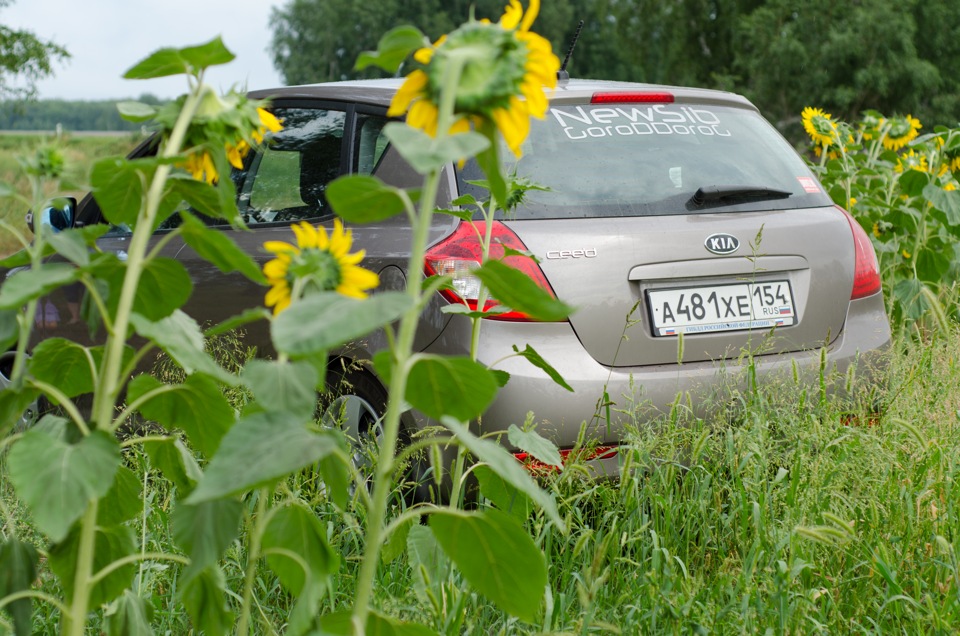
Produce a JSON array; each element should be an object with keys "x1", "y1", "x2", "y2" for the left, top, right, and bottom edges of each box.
[{"x1": 2, "y1": 0, "x2": 288, "y2": 101}]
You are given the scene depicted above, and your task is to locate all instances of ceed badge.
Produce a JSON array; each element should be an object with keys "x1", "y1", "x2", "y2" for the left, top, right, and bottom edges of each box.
[{"x1": 704, "y1": 233, "x2": 740, "y2": 255}]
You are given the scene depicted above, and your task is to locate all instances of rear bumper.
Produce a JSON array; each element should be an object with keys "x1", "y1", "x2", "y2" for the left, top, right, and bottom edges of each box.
[{"x1": 420, "y1": 292, "x2": 891, "y2": 449}]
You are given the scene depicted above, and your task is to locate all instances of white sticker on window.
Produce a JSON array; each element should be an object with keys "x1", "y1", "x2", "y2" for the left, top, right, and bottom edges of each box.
[
  {"x1": 550, "y1": 105, "x2": 733, "y2": 140},
  {"x1": 797, "y1": 176, "x2": 821, "y2": 193}
]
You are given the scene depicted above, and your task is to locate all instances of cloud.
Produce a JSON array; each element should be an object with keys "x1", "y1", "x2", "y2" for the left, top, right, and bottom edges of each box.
[{"x1": 2, "y1": 0, "x2": 285, "y2": 100}]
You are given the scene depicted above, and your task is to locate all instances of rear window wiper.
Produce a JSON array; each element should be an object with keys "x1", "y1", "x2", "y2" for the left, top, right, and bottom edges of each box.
[{"x1": 690, "y1": 185, "x2": 792, "y2": 206}]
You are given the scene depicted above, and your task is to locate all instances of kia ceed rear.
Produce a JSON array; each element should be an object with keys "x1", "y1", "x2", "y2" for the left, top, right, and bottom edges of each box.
[{"x1": 25, "y1": 78, "x2": 892, "y2": 472}]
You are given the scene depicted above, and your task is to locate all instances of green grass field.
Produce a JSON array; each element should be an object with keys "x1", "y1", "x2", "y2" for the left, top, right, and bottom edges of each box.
[
  {"x1": 3, "y1": 330, "x2": 959, "y2": 633},
  {"x1": 0, "y1": 133, "x2": 142, "y2": 258}
]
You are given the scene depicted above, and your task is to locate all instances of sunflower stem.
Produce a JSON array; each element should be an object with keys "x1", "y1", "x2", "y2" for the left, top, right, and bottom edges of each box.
[
  {"x1": 94, "y1": 85, "x2": 203, "y2": 435},
  {"x1": 351, "y1": 53, "x2": 466, "y2": 636}
]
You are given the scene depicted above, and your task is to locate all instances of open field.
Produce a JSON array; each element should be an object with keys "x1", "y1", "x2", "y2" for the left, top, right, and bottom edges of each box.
[{"x1": 0, "y1": 132, "x2": 144, "y2": 258}]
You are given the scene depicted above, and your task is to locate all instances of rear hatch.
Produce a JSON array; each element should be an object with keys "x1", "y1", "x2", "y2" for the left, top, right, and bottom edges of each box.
[{"x1": 459, "y1": 88, "x2": 854, "y2": 366}]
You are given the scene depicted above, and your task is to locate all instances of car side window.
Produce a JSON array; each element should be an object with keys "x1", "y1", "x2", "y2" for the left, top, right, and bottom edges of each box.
[
  {"x1": 354, "y1": 113, "x2": 390, "y2": 175},
  {"x1": 236, "y1": 107, "x2": 346, "y2": 225}
]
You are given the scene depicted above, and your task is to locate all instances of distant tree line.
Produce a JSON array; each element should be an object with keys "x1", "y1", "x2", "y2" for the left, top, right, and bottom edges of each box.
[
  {"x1": 269, "y1": 0, "x2": 960, "y2": 140},
  {"x1": 0, "y1": 94, "x2": 164, "y2": 131}
]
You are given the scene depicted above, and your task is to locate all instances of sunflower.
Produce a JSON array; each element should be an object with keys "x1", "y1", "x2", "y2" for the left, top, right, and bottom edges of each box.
[
  {"x1": 882, "y1": 114, "x2": 921, "y2": 151},
  {"x1": 895, "y1": 149, "x2": 928, "y2": 173},
  {"x1": 801, "y1": 107, "x2": 838, "y2": 148},
  {"x1": 263, "y1": 220, "x2": 380, "y2": 314},
  {"x1": 181, "y1": 100, "x2": 284, "y2": 183},
  {"x1": 387, "y1": 0, "x2": 560, "y2": 157}
]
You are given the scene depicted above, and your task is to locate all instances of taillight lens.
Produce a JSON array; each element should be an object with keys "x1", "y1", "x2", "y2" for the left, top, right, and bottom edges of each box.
[
  {"x1": 591, "y1": 91, "x2": 674, "y2": 104},
  {"x1": 424, "y1": 221, "x2": 558, "y2": 321},
  {"x1": 837, "y1": 205, "x2": 882, "y2": 299}
]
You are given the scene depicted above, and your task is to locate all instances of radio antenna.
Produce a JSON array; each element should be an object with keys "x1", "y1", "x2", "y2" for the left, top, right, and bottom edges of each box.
[{"x1": 558, "y1": 20, "x2": 584, "y2": 81}]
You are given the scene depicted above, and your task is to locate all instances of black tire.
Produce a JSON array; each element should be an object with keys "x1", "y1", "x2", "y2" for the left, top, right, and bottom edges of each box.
[{"x1": 320, "y1": 363, "x2": 437, "y2": 505}]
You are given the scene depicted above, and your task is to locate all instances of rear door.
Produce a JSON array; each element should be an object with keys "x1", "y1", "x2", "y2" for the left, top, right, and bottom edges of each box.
[{"x1": 462, "y1": 93, "x2": 854, "y2": 366}]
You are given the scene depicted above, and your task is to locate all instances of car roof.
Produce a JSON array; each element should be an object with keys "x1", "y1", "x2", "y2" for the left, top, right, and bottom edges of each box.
[{"x1": 248, "y1": 78, "x2": 757, "y2": 111}]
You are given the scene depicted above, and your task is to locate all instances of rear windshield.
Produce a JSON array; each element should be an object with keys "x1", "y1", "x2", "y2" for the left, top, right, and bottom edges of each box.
[{"x1": 457, "y1": 102, "x2": 833, "y2": 219}]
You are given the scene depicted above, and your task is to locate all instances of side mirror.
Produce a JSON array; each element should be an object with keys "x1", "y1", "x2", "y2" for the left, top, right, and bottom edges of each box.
[{"x1": 25, "y1": 196, "x2": 77, "y2": 235}]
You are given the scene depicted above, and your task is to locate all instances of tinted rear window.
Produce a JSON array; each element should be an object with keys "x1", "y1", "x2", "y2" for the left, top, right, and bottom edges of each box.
[{"x1": 458, "y1": 103, "x2": 833, "y2": 218}]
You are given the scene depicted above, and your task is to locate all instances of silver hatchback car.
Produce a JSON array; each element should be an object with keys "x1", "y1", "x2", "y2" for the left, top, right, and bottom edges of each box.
[{"x1": 18, "y1": 78, "x2": 892, "y2": 471}]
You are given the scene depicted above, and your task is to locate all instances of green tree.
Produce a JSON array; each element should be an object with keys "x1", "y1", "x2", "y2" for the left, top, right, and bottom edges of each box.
[
  {"x1": 736, "y1": 0, "x2": 941, "y2": 132},
  {"x1": 0, "y1": 0, "x2": 69, "y2": 100},
  {"x1": 269, "y1": 0, "x2": 457, "y2": 84}
]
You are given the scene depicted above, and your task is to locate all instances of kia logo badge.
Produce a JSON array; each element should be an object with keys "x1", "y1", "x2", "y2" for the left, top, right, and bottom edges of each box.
[{"x1": 704, "y1": 233, "x2": 740, "y2": 255}]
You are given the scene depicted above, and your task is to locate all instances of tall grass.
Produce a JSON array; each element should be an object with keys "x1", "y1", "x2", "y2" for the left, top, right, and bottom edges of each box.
[{"x1": 3, "y1": 328, "x2": 958, "y2": 634}]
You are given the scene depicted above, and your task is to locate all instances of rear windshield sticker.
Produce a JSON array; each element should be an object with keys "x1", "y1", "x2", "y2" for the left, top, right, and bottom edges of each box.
[
  {"x1": 797, "y1": 176, "x2": 821, "y2": 193},
  {"x1": 550, "y1": 105, "x2": 732, "y2": 140}
]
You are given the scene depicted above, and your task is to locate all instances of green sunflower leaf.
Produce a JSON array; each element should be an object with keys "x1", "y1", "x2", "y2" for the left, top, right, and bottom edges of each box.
[
  {"x1": 179, "y1": 213, "x2": 266, "y2": 283},
  {"x1": 186, "y1": 412, "x2": 339, "y2": 503},
  {"x1": 182, "y1": 566, "x2": 233, "y2": 635},
  {"x1": 7, "y1": 430, "x2": 120, "y2": 543},
  {"x1": 49, "y1": 524, "x2": 135, "y2": 608},
  {"x1": 0, "y1": 307, "x2": 19, "y2": 352},
  {"x1": 473, "y1": 260, "x2": 574, "y2": 322},
  {"x1": 172, "y1": 498, "x2": 243, "y2": 582},
  {"x1": 439, "y1": 416, "x2": 563, "y2": 529},
  {"x1": 0, "y1": 263, "x2": 78, "y2": 310},
  {"x1": 0, "y1": 538, "x2": 38, "y2": 636},
  {"x1": 241, "y1": 359, "x2": 318, "y2": 420},
  {"x1": 406, "y1": 355, "x2": 499, "y2": 422},
  {"x1": 507, "y1": 424, "x2": 563, "y2": 468},
  {"x1": 384, "y1": 123, "x2": 489, "y2": 175},
  {"x1": 124, "y1": 36, "x2": 235, "y2": 79},
  {"x1": 90, "y1": 157, "x2": 145, "y2": 227},
  {"x1": 127, "y1": 373, "x2": 234, "y2": 458},
  {"x1": 130, "y1": 310, "x2": 237, "y2": 386},
  {"x1": 272, "y1": 291, "x2": 412, "y2": 357},
  {"x1": 355, "y1": 25, "x2": 428, "y2": 73},
  {"x1": 430, "y1": 509, "x2": 547, "y2": 623},
  {"x1": 326, "y1": 175, "x2": 408, "y2": 223}
]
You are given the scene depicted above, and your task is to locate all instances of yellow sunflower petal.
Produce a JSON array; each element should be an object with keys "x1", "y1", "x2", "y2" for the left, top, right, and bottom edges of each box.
[
  {"x1": 265, "y1": 282, "x2": 291, "y2": 310},
  {"x1": 271, "y1": 295, "x2": 291, "y2": 315},
  {"x1": 520, "y1": 77, "x2": 548, "y2": 119},
  {"x1": 264, "y1": 240, "x2": 298, "y2": 256},
  {"x1": 449, "y1": 116, "x2": 471, "y2": 135},
  {"x1": 388, "y1": 70, "x2": 428, "y2": 117},
  {"x1": 226, "y1": 143, "x2": 245, "y2": 170},
  {"x1": 493, "y1": 97, "x2": 531, "y2": 157},
  {"x1": 337, "y1": 265, "x2": 380, "y2": 298},
  {"x1": 327, "y1": 219, "x2": 354, "y2": 258},
  {"x1": 408, "y1": 99, "x2": 440, "y2": 137},
  {"x1": 258, "y1": 108, "x2": 283, "y2": 133},
  {"x1": 263, "y1": 258, "x2": 288, "y2": 279},
  {"x1": 292, "y1": 221, "x2": 319, "y2": 249},
  {"x1": 520, "y1": 0, "x2": 540, "y2": 32},
  {"x1": 500, "y1": 0, "x2": 523, "y2": 29}
]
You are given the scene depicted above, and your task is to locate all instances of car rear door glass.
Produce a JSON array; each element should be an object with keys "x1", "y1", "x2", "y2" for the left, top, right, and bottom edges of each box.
[{"x1": 235, "y1": 107, "x2": 346, "y2": 224}]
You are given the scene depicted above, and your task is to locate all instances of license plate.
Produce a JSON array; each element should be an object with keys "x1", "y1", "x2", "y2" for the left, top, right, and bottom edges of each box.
[{"x1": 647, "y1": 280, "x2": 796, "y2": 336}]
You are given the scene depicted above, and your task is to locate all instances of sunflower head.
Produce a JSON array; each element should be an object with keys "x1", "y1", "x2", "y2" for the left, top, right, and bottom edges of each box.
[
  {"x1": 388, "y1": 0, "x2": 560, "y2": 157},
  {"x1": 895, "y1": 149, "x2": 928, "y2": 173},
  {"x1": 263, "y1": 220, "x2": 379, "y2": 315},
  {"x1": 175, "y1": 87, "x2": 284, "y2": 184},
  {"x1": 882, "y1": 114, "x2": 922, "y2": 151},
  {"x1": 801, "y1": 107, "x2": 838, "y2": 148}
]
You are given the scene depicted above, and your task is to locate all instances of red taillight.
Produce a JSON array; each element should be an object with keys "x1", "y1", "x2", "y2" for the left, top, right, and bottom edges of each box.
[
  {"x1": 837, "y1": 205, "x2": 882, "y2": 299},
  {"x1": 424, "y1": 220, "x2": 558, "y2": 321},
  {"x1": 591, "y1": 91, "x2": 675, "y2": 104}
]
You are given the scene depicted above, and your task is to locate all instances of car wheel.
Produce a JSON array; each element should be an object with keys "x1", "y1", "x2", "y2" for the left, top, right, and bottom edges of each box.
[
  {"x1": 320, "y1": 364, "x2": 437, "y2": 504},
  {"x1": 0, "y1": 351, "x2": 39, "y2": 431}
]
